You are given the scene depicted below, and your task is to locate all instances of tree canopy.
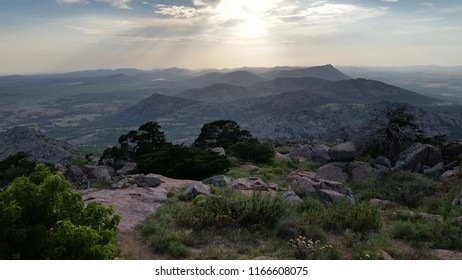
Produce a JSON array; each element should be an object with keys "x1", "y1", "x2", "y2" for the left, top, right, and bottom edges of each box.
[
  {"x1": 0, "y1": 165, "x2": 119, "y2": 259},
  {"x1": 193, "y1": 120, "x2": 255, "y2": 149}
]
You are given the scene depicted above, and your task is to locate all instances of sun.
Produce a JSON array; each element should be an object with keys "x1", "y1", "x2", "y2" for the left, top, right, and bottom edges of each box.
[{"x1": 214, "y1": 0, "x2": 279, "y2": 40}]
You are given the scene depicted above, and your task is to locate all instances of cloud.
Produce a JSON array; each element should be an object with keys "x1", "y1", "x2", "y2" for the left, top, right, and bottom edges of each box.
[
  {"x1": 380, "y1": 0, "x2": 399, "y2": 3},
  {"x1": 55, "y1": 0, "x2": 132, "y2": 9},
  {"x1": 155, "y1": 5, "x2": 199, "y2": 19}
]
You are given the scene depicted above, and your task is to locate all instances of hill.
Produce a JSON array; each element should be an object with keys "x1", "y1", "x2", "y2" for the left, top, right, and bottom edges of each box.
[
  {"x1": 0, "y1": 126, "x2": 73, "y2": 164},
  {"x1": 176, "y1": 84, "x2": 259, "y2": 102},
  {"x1": 262, "y1": 64, "x2": 351, "y2": 81}
]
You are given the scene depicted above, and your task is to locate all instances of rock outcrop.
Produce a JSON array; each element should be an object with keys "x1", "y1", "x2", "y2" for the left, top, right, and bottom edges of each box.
[{"x1": 393, "y1": 143, "x2": 442, "y2": 171}]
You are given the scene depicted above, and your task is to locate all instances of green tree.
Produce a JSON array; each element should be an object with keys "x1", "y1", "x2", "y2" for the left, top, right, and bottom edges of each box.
[
  {"x1": 0, "y1": 152, "x2": 37, "y2": 187},
  {"x1": 137, "y1": 144, "x2": 230, "y2": 180},
  {"x1": 193, "y1": 120, "x2": 255, "y2": 149},
  {"x1": 101, "y1": 121, "x2": 167, "y2": 163},
  {"x1": 361, "y1": 103, "x2": 420, "y2": 162},
  {"x1": 228, "y1": 141, "x2": 275, "y2": 164},
  {"x1": 0, "y1": 165, "x2": 119, "y2": 259}
]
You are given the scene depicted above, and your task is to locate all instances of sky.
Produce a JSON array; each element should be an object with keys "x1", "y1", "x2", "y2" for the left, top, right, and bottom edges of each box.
[{"x1": 1, "y1": 0, "x2": 461, "y2": 74}]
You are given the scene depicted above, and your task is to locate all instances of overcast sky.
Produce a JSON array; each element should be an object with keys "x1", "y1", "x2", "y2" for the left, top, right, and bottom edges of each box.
[{"x1": 1, "y1": 0, "x2": 461, "y2": 74}]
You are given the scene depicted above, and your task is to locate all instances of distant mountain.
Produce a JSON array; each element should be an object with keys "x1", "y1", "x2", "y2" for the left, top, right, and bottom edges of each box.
[
  {"x1": 109, "y1": 93, "x2": 199, "y2": 124},
  {"x1": 0, "y1": 126, "x2": 73, "y2": 164},
  {"x1": 176, "y1": 84, "x2": 258, "y2": 102},
  {"x1": 186, "y1": 70, "x2": 265, "y2": 88},
  {"x1": 250, "y1": 76, "x2": 331, "y2": 94},
  {"x1": 262, "y1": 64, "x2": 350, "y2": 81}
]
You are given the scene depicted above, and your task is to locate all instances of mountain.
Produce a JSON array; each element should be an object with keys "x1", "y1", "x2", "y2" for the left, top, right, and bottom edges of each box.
[
  {"x1": 250, "y1": 76, "x2": 331, "y2": 94},
  {"x1": 109, "y1": 93, "x2": 199, "y2": 124},
  {"x1": 176, "y1": 84, "x2": 258, "y2": 102},
  {"x1": 262, "y1": 64, "x2": 351, "y2": 81},
  {"x1": 0, "y1": 126, "x2": 73, "y2": 164},
  {"x1": 185, "y1": 70, "x2": 265, "y2": 88}
]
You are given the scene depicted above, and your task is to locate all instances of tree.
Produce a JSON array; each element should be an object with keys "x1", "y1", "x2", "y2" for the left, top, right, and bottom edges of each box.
[
  {"x1": 0, "y1": 165, "x2": 119, "y2": 259},
  {"x1": 228, "y1": 141, "x2": 275, "y2": 164},
  {"x1": 101, "y1": 121, "x2": 167, "y2": 163},
  {"x1": 136, "y1": 144, "x2": 230, "y2": 180},
  {"x1": 361, "y1": 103, "x2": 420, "y2": 162},
  {"x1": 193, "y1": 120, "x2": 255, "y2": 149},
  {"x1": 0, "y1": 152, "x2": 36, "y2": 187}
]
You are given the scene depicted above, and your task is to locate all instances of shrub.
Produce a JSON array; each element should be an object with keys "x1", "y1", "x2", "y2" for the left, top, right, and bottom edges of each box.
[
  {"x1": 290, "y1": 236, "x2": 339, "y2": 260},
  {"x1": 193, "y1": 120, "x2": 255, "y2": 149},
  {"x1": 228, "y1": 141, "x2": 275, "y2": 164},
  {"x1": 323, "y1": 200, "x2": 381, "y2": 234},
  {"x1": 274, "y1": 215, "x2": 326, "y2": 242},
  {"x1": 0, "y1": 165, "x2": 119, "y2": 259},
  {"x1": 137, "y1": 145, "x2": 230, "y2": 180}
]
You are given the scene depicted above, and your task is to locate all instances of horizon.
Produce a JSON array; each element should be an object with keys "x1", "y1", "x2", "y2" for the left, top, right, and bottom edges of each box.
[{"x1": 1, "y1": 0, "x2": 462, "y2": 75}]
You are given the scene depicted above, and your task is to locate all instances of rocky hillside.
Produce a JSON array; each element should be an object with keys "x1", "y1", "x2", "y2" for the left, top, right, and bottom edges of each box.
[{"x1": 0, "y1": 126, "x2": 74, "y2": 163}]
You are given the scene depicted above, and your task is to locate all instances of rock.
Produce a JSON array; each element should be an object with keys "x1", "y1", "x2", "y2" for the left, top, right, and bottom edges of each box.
[
  {"x1": 84, "y1": 165, "x2": 115, "y2": 181},
  {"x1": 318, "y1": 189, "x2": 354, "y2": 204},
  {"x1": 432, "y1": 249, "x2": 462, "y2": 260},
  {"x1": 391, "y1": 210, "x2": 416, "y2": 220},
  {"x1": 423, "y1": 162, "x2": 444, "y2": 176},
  {"x1": 445, "y1": 161, "x2": 460, "y2": 170},
  {"x1": 65, "y1": 165, "x2": 86, "y2": 183},
  {"x1": 268, "y1": 183, "x2": 279, "y2": 191},
  {"x1": 350, "y1": 161, "x2": 374, "y2": 181},
  {"x1": 310, "y1": 144, "x2": 331, "y2": 164},
  {"x1": 452, "y1": 216, "x2": 462, "y2": 227},
  {"x1": 211, "y1": 147, "x2": 226, "y2": 156},
  {"x1": 369, "y1": 198, "x2": 393, "y2": 209},
  {"x1": 328, "y1": 142, "x2": 357, "y2": 161},
  {"x1": 275, "y1": 152, "x2": 289, "y2": 161},
  {"x1": 282, "y1": 191, "x2": 302, "y2": 204},
  {"x1": 185, "y1": 181, "x2": 211, "y2": 198},
  {"x1": 285, "y1": 170, "x2": 316, "y2": 185},
  {"x1": 417, "y1": 212, "x2": 441, "y2": 222},
  {"x1": 380, "y1": 250, "x2": 394, "y2": 260},
  {"x1": 315, "y1": 163, "x2": 349, "y2": 184},
  {"x1": 230, "y1": 176, "x2": 269, "y2": 191},
  {"x1": 289, "y1": 177, "x2": 318, "y2": 196},
  {"x1": 393, "y1": 143, "x2": 442, "y2": 172},
  {"x1": 54, "y1": 164, "x2": 67, "y2": 173},
  {"x1": 202, "y1": 175, "x2": 232, "y2": 188},
  {"x1": 135, "y1": 174, "x2": 163, "y2": 188},
  {"x1": 375, "y1": 156, "x2": 392, "y2": 168},
  {"x1": 289, "y1": 145, "x2": 311, "y2": 161},
  {"x1": 451, "y1": 188, "x2": 462, "y2": 208},
  {"x1": 442, "y1": 170, "x2": 457, "y2": 180},
  {"x1": 116, "y1": 162, "x2": 137, "y2": 176},
  {"x1": 319, "y1": 180, "x2": 353, "y2": 197}
]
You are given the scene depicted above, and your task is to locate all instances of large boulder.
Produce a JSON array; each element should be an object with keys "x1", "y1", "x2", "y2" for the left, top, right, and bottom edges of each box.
[
  {"x1": 289, "y1": 177, "x2": 318, "y2": 196},
  {"x1": 423, "y1": 162, "x2": 444, "y2": 177},
  {"x1": 350, "y1": 161, "x2": 375, "y2": 181},
  {"x1": 230, "y1": 176, "x2": 269, "y2": 191},
  {"x1": 282, "y1": 191, "x2": 302, "y2": 204},
  {"x1": 65, "y1": 165, "x2": 86, "y2": 184},
  {"x1": 116, "y1": 162, "x2": 137, "y2": 176},
  {"x1": 202, "y1": 175, "x2": 232, "y2": 188},
  {"x1": 309, "y1": 144, "x2": 331, "y2": 164},
  {"x1": 393, "y1": 143, "x2": 442, "y2": 172},
  {"x1": 185, "y1": 181, "x2": 211, "y2": 198},
  {"x1": 315, "y1": 163, "x2": 349, "y2": 184},
  {"x1": 84, "y1": 165, "x2": 115, "y2": 181},
  {"x1": 374, "y1": 156, "x2": 392, "y2": 169},
  {"x1": 328, "y1": 142, "x2": 357, "y2": 161},
  {"x1": 318, "y1": 189, "x2": 354, "y2": 204},
  {"x1": 135, "y1": 174, "x2": 164, "y2": 188},
  {"x1": 210, "y1": 147, "x2": 226, "y2": 156}
]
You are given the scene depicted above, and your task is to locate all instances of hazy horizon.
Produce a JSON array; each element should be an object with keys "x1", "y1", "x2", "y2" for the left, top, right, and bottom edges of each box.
[{"x1": 1, "y1": 0, "x2": 462, "y2": 75}]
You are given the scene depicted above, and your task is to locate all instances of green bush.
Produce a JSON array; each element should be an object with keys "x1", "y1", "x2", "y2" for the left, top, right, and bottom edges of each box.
[
  {"x1": 290, "y1": 236, "x2": 340, "y2": 260},
  {"x1": 178, "y1": 192, "x2": 287, "y2": 229},
  {"x1": 0, "y1": 152, "x2": 37, "y2": 187},
  {"x1": 137, "y1": 145, "x2": 231, "y2": 180},
  {"x1": 323, "y1": 200, "x2": 381, "y2": 234},
  {"x1": 0, "y1": 165, "x2": 119, "y2": 259},
  {"x1": 228, "y1": 141, "x2": 275, "y2": 164},
  {"x1": 193, "y1": 120, "x2": 254, "y2": 149},
  {"x1": 273, "y1": 215, "x2": 326, "y2": 242}
]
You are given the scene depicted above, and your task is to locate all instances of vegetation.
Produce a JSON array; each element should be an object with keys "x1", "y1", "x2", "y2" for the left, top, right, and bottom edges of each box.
[
  {"x1": 193, "y1": 120, "x2": 255, "y2": 149},
  {"x1": 361, "y1": 103, "x2": 420, "y2": 162},
  {"x1": 228, "y1": 141, "x2": 275, "y2": 164},
  {"x1": 0, "y1": 165, "x2": 119, "y2": 259},
  {"x1": 136, "y1": 144, "x2": 230, "y2": 180},
  {"x1": 0, "y1": 152, "x2": 38, "y2": 187}
]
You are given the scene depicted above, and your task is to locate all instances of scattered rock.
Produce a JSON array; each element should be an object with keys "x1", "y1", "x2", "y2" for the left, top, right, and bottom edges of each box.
[
  {"x1": 432, "y1": 249, "x2": 462, "y2": 260},
  {"x1": 310, "y1": 144, "x2": 331, "y2": 164},
  {"x1": 379, "y1": 250, "x2": 394, "y2": 260},
  {"x1": 393, "y1": 143, "x2": 442, "y2": 172},
  {"x1": 289, "y1": 177, "x2": 318, "y2": 196},
  {"x1": 285, "y1": 170, "x2": 316, "y2": 185},
  {"x1": 374, "y1": 156, "x2": 392, "y2": 168},
  {"x1": 391, "y1": 210, "x2": 416, "y2": 220},
  {"x1": 288, "y1": 145, "x2": 311, "y2": 162},
  {"x1": 417, "y1": 212, "x2": 441, "y2": 222},
  {"x1": 135, "y1": 174, "x2": 163, "y2": 188},
  {"x1": 318, "y1": 189, "x2": 354, "y2": 204},
  {"x1": 369, "y1": 198, "x2": 393, "y2": 209},
  {"x1": 282, "y1": 191, "x2": 302, "y2": 204},
  {"x1": 315, "y1": 163, "x2": 349, "y2": 184},
  {"x1": 350, "y1": 161, "x2": 375, "y2": 181},
  {"x1": 211, "y1": 147, "x2": 226, "y2": 156},
  {"x1": 185, "y1": 181, "x2": 211, "y2": 198},
  {"x1": 328, "y1": 142, "x2": 357, "y2": 161},
  {"x1": 117, "y1": 162, "x2": 137, "y2": 176},
  {"x1": 423, "y1": 162, "x2": 444, "y2": 176},
  {"x1": 202, "y1": 175, "x2": 232, "y2": 188},
  {"x1": 84, "y1": 165, "x2": 115, "y2": 181},
  {"x1": 65, "y1": 165, "x2": 86, "y2": 183},
  {"x1": 441, "y1": 167, "x2": 460, "y2": 180},
  {"x1": 230, "y1": 176, "x2": 269, "y2": 191},
  {"x1": 319, "y1": 180, "x2": 353, "y2": 197},
  {"x1": 240, "y1": 164, "x2": 259, "y2": 171}
]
